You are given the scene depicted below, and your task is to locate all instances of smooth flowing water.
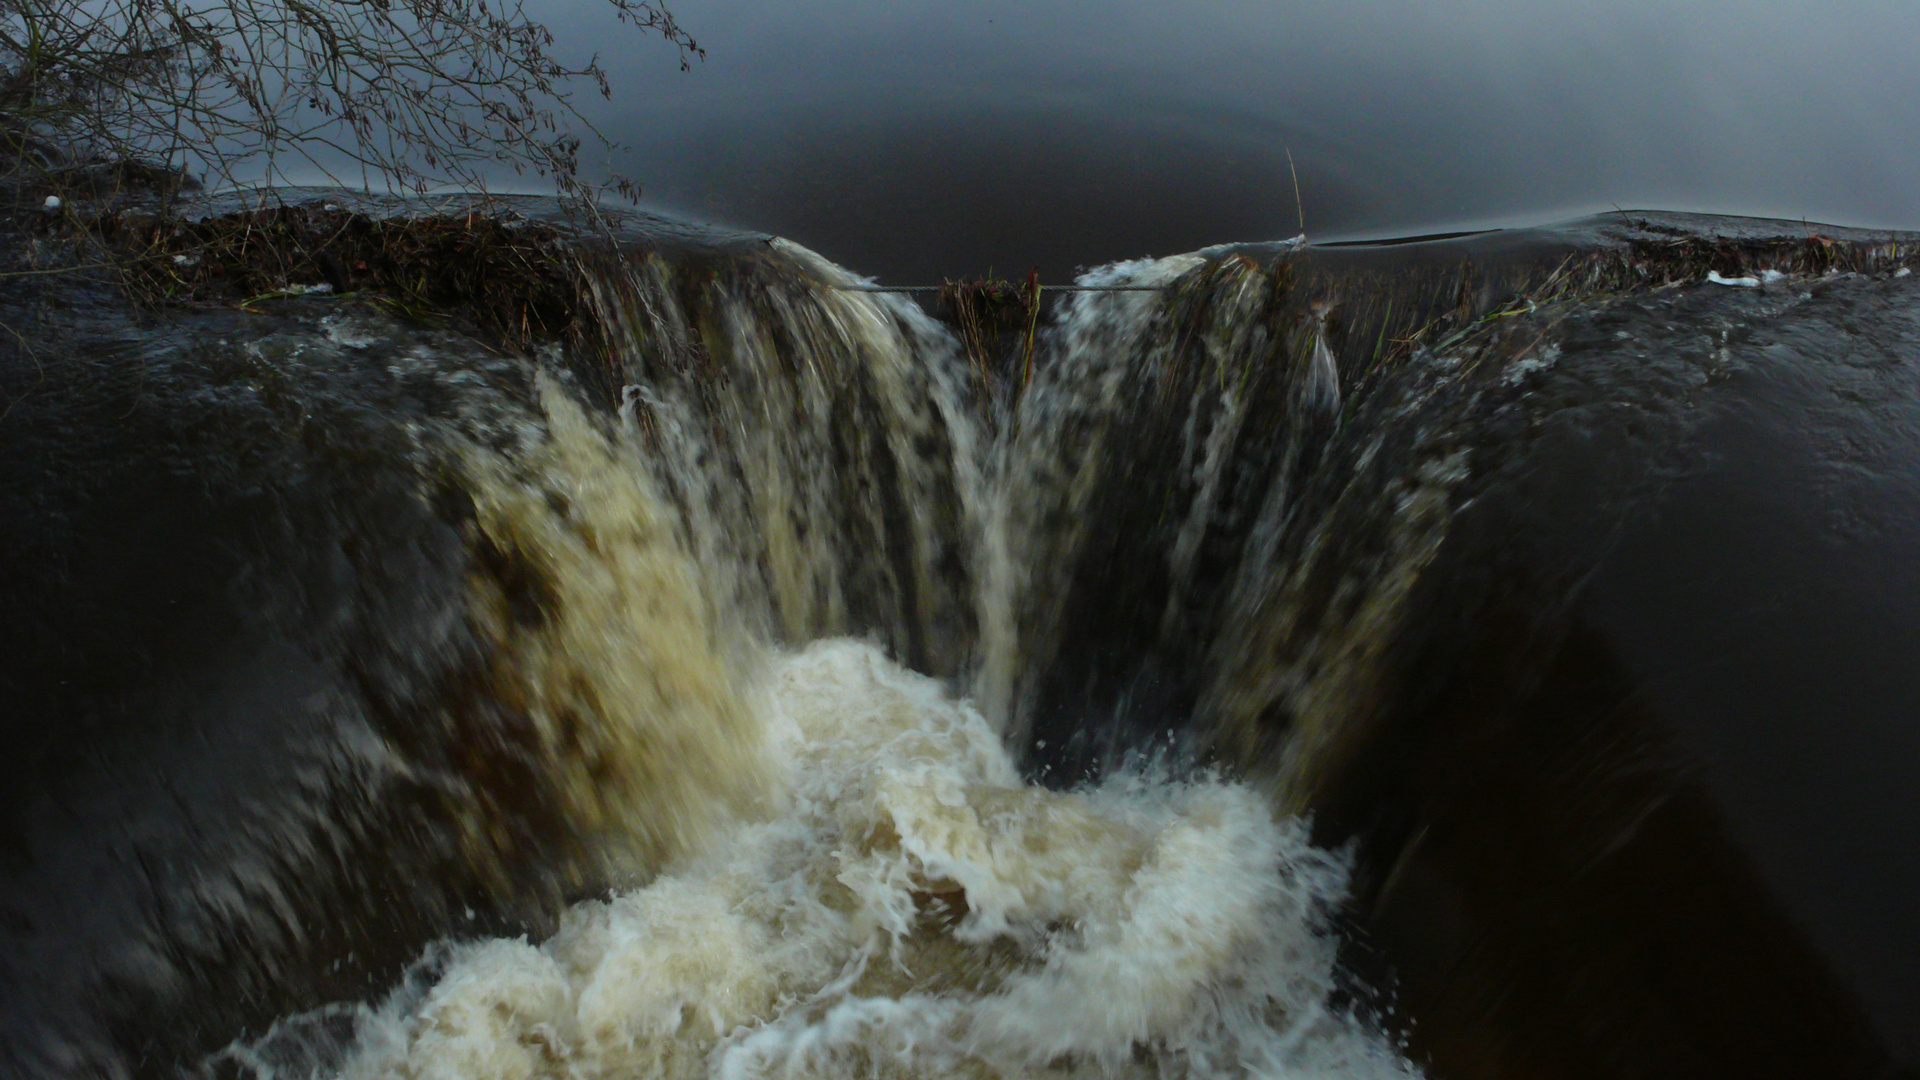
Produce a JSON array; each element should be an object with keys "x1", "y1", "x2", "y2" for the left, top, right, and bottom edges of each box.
[{"x1": 550, "y1": 0, "x2": 1920, "y2": 284}]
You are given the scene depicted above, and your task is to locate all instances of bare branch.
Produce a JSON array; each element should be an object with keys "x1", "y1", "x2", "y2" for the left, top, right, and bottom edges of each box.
[{"x1": 0, "y1": 0, "x2": 700, "y2": 202}]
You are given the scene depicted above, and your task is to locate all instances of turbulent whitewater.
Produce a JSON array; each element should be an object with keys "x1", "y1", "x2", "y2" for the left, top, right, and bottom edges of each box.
[{"x1": 222, "y1": 640, "x2": 1409, "y2": 1080}]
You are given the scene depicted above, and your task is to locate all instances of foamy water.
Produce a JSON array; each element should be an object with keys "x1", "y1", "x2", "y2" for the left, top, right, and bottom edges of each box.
[{"x1": 221, "y1": 640, "x2": 1415, "y2": 1080}]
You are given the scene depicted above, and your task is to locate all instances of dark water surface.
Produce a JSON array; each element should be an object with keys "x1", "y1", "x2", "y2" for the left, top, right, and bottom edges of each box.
[
  {"x1": 1582, "y1": 300, "x2": 1920, "y2": 1060},
  {"x1": 546, "y1": 0, "x2": 1920, "y2": 283}
]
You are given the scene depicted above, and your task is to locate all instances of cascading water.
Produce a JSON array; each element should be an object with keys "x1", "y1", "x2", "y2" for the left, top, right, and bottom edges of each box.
[
  {"x1": 570, "y1": 239, "x2": 985, "y2": 677},
  {"x1": 3, "y1": 203, "x2": 1915, "y2": 1080},
  {"x1": 180, "y1": 238, "x2": 1431, "y2": 1080}
]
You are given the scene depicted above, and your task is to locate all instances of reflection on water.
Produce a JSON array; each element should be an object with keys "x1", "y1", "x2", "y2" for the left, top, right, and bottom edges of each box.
[{"x1": 548, "y1": 0, "x2": 1920, "y2": 282}]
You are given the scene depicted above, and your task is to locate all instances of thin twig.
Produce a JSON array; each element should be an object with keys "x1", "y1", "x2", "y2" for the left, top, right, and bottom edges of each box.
[{"x1": 1286, "y1": 145, "x2": 1305, "y2": 237}]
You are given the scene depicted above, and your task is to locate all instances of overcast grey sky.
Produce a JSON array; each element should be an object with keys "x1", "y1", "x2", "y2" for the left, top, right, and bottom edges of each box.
[{"x1": 543, "y1": 0, "x2": 1920, "y2": 279}]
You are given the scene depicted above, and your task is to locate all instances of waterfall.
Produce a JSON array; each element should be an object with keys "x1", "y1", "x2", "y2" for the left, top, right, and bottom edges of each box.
[
  {"x1": 550, "y1": 235, "x2": 1490, "y2": 803},
  {"x1": 5, "y1": 203, "x2": 1912, "y2": 1080},
  {"x1": 570, "y1": 238, "x2": 984, "y2": 679},
  {"x1": 184, "y1": 234, "x2": 1458, "y2": 1080}
]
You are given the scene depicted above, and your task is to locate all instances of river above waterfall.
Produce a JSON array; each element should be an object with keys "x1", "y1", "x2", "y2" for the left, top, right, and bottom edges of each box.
[{"x1": 510, "y1": 0, "x2": 1920, "y2": 286}]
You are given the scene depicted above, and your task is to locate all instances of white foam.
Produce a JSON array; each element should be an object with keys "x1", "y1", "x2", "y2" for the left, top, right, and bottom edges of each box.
[
  {"x1": 1505, "y1": 342, "x2": 1562, "y2": 385},
  {"x1": 322, "y1": 315, "x2": 379, "y2": 349},
  {"x1": 289, "y1": 641, "x2": 1415, "y2": 1080}
]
